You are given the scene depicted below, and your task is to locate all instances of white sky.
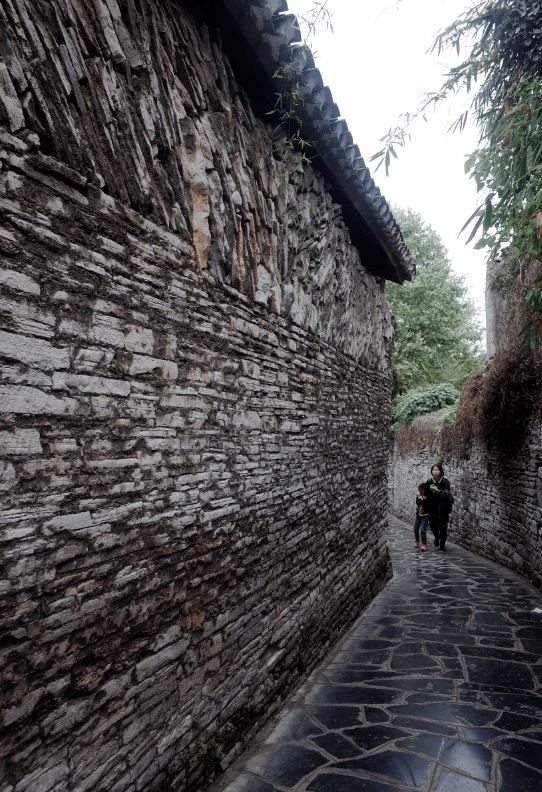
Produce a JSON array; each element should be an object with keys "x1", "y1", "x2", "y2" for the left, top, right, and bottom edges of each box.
[{"x1": 286, "y1": 0, "x2": 487, "y2": 325}]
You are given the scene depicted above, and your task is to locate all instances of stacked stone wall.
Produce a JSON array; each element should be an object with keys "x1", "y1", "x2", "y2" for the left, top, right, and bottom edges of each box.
[
  {"x1": 0, "y1": 0, "x2": 394, "y2": 790},
  {"x1": 388, "y1": 425, "x2": 542, "y2": 588}
]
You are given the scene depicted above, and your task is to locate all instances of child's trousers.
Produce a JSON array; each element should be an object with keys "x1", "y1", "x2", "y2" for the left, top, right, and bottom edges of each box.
[{"x1": 413, "y1": 513, "x2": 428, "y2": 545}]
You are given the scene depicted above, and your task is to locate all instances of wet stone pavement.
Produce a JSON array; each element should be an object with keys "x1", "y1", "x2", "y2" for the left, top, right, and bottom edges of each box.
[{"x1": 219, "y1": 516, "x2": 542, "y2": 792}]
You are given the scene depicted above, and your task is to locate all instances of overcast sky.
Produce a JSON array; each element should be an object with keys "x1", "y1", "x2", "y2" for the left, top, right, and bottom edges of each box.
[{"x1": 286, "y1": 0, "x2": 487, "y2": 326}]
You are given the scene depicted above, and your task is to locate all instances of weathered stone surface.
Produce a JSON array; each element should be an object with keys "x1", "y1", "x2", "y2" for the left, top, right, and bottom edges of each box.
[{"x1": 0, "y1": 0, "x2": 396, "y2": 790}]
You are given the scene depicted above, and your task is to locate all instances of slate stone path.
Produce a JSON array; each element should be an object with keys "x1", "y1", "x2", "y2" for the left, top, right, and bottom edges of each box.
[{"x1": 219, "y1": 516, "x2": 542, "y2": 792}]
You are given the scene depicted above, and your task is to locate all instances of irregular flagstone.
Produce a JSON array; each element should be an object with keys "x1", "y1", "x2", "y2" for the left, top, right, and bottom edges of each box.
[{"x1": 215, "y1": 517, "x2": 542, "y2": 792}]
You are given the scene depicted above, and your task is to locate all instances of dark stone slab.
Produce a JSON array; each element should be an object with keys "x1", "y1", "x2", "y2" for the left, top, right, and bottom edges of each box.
[
  {"x1": 441, "y1": 670, "x2": 467, "y2": 680},
  {"x1": 390, "y1": 653, "x2": 441, "y2": 670},
  {"x1": 460, "y1": 726, "x2": 503, "y2": 742},
  {"x1": 460, "y1": 646, "x2": 539, "y2": 664},
  {"x1": 479, "y1": 637, "x2": 517, "y2": 649},
  {"x1": 306, "y1": 685, "x2": 403, "y2": 706},
  {"x1": 407, "y1": 693, "x2": 451, "y2": 704},
  {"x1": 519, "y1": 730, "x2": 542, "y2": 743},
  {"x1": 245, "y1": 744, "x2": 327, "y2": 788},
  {"x1": 424, "y1": 642, "x2": 460, "y2": 657},
  {"x1": 368, "y1": 677, "x2": 455, "y2": 696},
  {"x1": 498, "y1": 757, "x2": 542, "y2": 791},
  {"x1": 323, "y1": 669, "x2": 399, "y2": 684},
  {"x1": 516, "y1": 627, "x2": 542, "y2": 640},
  {"x1": 266, "y1": 709, "x2": 322, "y2": 743},
  {"x1": 520, "y1": 639, "x2": 542, "y2": 655},
  {"x1": 343, "y1": 639, "x2": 399, "y2": 652},
  {"x1": 396, "y1": 735, "x2": 492, "y2": 780},
  {"x1": 434, "y1": 770, "x2": 488, "y2": 791},
  {"x1": 379, "y1": 626, "x2": 407, "y2": 639},
  {"x1": 392, "y1": 716, "x2": 456, "y2": 737},
  {"x1": 493, "y1": 737, "x2": 542, "y2": 772},
  {"x1": 361, "y1": 616, "x2": 402, "y2": 626},
  {"x1": 336, "y1": 749, "x2": 431, "y2": 788},
  {"x1": 309, "y1": 706, "x2": 364, "y2": 730},
  {"x1": 408, "y1": 631, "x2": 477, "y2": 646},
  {"x1": 346, "y1": 725, "x2": 410, "y2": 751},
  {"x1": 388, "y1": 703, "x2": 464, "y2": 725},
  {"x1": 484, "y1": 692, "x2": 542, "y2": 718},
  {"x1": 404, "y1": 614, "x2": 470, "y2": 630},
  {"x1": 464, "y1": 657, "x2": 536, "y2": 690},
  {"x1": 364, "y1": 707, "x2": 390, "y2": 724},
  {"x1": 349, "y1": 651, "x2": 394, "y2": 665},
  {"x1": 472, "y1": 612, "x2": 513, "y2": 627},
  {"x1": 428, "y1": 586, "x2": 473, "y2": 600},
  {"x1": 392, "y1": 641, "x2": 424, "y2": 655},
  {"x1": 508, "y1": 612, "x2": 542, "y2": 626},
  {"x1": 307, "y1": 773, "x2": 405, "y2": 792},
  {"x1": 309, "y1": 733, "x2": 362, "y2": 759},
  {"x1": 439, "y1": 657, "x2": 464, "y2": 670},
  {"x1": 436, "y1": 741, "x2": 493, "y2": 782},
  {"x1": 492, "y1": 712, "x2": 541, "y2": 732},
  {"x1": 452, "y1": 704, "x2": 498, "y2": 726}
]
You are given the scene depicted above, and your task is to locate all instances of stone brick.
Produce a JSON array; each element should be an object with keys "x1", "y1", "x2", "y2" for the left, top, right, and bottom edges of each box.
[
  {"x1": 0, "y1": 428, "x2": 42, "y2": 455},
  {"x1": 0, "y1": 331, "x2": 69, "y2": 372},
  {"x1": 52, "y1": 373, "x2": 130, "y2": 397},
  {"x1": 0, "y1": 386, "x2": 78, "y2": 415},
  {"x1": 0, "y1": 1, "x2": 395, "y2": 790}
]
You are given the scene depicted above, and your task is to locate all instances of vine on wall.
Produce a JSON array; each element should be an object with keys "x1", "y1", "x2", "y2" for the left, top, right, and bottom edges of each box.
[{"x1": 268, "y1": 1, "x2": 333, "y2": 341}]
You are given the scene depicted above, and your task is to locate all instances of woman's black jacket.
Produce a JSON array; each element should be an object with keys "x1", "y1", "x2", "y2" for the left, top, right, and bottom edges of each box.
[{"x1": 425, "y1": 477, "x2": 452, "y2": 523}]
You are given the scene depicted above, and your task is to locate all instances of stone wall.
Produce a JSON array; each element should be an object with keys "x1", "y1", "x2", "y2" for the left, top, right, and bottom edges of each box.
[
  {"x1": 0, "y1": 0, "x2": 395, "y2": 790},
  {"x1": 388, "y1": 422, "x2": 542, "y2": 589}
]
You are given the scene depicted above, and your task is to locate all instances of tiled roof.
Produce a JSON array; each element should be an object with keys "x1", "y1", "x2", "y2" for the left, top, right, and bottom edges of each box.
[{"x1": 218, "y1": 0, "x2": 415, "y2": 283}]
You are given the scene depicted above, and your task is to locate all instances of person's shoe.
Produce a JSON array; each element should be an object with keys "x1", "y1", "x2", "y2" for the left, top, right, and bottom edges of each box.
[
  {"x1": 414, "y1": 541, "x2": 419, "y2": 549},
  {"x1": 421, "y1": 544, "x2": 427, "y2": 551},
  {"x1": 434, "y1": 538, "x2": 439, "y2": 546},
  {"x1": 439, "y1": 547, "x2": 446, "y2": 552}
]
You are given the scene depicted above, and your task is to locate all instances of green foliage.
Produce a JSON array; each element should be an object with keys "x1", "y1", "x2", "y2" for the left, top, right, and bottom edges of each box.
[
  {"x1": 436, "y1": 399, "x2": 459, "y2": 427},
  {"x1": 268, "y1": 1, "x2": 333, "y2": 194},
  {"x1": 373, "y1": 0, "x2": 542, "y2": 345},
  {"x1": 522, "y1": 272, "x2": 542, "y2": 347},
  {"x1": 198, "y1": 740, "x2": 226, "y2": 761},
  {"x1": 386, "y1": 207, "x2": 484, "y2": 391},
  {"x1": 391, "y1": 382, "x2": 459, "y2": 434}
]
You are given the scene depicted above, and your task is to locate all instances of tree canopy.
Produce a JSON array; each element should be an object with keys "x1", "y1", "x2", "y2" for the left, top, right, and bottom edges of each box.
[
  {"x1": 373, "y1": 0, "x2": 542, "y2": 345},
  {"x1": 386, "y1": 207, "x2": 483, "y2": 392}
]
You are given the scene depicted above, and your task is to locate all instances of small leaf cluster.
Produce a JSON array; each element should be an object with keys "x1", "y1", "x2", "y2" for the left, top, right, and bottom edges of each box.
[
  {"x1": 391, "y1": 382, "x2": 459, "y2": 435},
  {"x1": 267, "y1": 1, "x2": 333, "y2": 194}
]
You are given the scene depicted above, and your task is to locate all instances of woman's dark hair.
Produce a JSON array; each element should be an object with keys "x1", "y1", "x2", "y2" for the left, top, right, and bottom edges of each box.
[{"x1": 431, "y1": 463, "x2": 444, "y2": 477}]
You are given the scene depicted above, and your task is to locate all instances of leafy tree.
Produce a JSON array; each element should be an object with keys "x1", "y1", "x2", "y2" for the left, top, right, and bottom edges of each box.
[
  {"x1": 373, "y1": 0, "x2": 542, "y2": 345},
  {"x1": 386, "y1": 207, "x2": 484, "y2": 391}
]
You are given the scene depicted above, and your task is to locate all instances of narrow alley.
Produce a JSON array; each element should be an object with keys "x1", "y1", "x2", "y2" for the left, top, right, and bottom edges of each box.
[{"x1": 217, "y1": 517, "x2": 542, "y2": 792}]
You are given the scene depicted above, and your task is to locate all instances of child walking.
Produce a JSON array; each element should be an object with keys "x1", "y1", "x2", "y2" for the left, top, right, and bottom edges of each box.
[{"x1": 414, "y1": 483, "x2": 429, "y2": 551}]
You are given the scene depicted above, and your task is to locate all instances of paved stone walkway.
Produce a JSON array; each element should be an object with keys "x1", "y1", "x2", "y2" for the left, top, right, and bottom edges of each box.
[{"x1": 218, "y1": 516, "x2": 542, "y2": 792}]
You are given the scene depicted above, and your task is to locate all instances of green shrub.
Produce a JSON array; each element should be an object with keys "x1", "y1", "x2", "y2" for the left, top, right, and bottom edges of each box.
[
  {"x1": 436, "y1": 399, "x2": 459, "y2": 426},
  {"x1": 391, "y1": 383, "x2": 459, "y2": 435}
]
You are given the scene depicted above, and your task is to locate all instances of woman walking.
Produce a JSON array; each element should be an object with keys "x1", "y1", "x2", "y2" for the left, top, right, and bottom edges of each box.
[{"x1": 426, "y1": 463, "x2": 453, "y2": 552}]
